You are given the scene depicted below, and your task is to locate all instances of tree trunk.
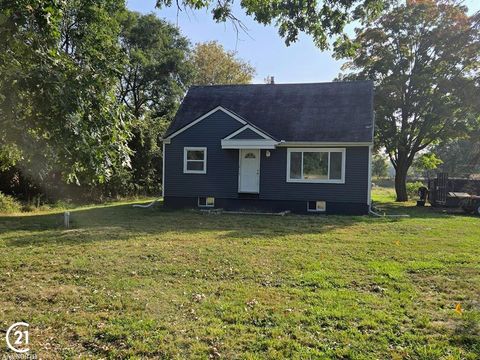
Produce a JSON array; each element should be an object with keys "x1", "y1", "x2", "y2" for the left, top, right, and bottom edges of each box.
[{"x1": 395, "y1": 164, "x2": 408, "y2": 202}]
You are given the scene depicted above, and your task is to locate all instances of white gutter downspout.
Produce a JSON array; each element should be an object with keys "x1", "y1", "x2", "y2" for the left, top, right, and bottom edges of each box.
[
  {"x1": 367, "y1": 144, "x2": 372, "y2": 212},
  {"x1": 162, "y1": 140, "x2": 166, "y2": 198}
]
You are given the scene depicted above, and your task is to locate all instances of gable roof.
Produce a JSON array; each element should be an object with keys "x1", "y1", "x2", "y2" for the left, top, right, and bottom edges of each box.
[
  {"x1": 224, "y1": 124, "x2": 276, "y2": 141},
  {"x1": 165, "y1": 81, "x2": 374, "y2": 143},
  {"x1": 229, "y1": 127, "x2": 267, "y2": 140}
]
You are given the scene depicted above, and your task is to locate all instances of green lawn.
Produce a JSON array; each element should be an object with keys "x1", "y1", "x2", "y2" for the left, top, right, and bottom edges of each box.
[{"x1": 0, "y1": 189, "x2": 479, "y2": 359}]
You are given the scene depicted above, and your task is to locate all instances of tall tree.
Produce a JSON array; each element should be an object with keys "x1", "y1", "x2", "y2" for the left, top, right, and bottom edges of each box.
[
  {"x1": 191, "y1": 41, "x2": 255, "y2": 85},
  {"x1": 117, "y1": 11, "x2": 192, "y2": 194},
  {"x1": 338, "y1": 0, "x2": 480, "y2": 201},
  {"x1": 156, "y1": 0, "x2": 386, "y2": 50},
  {"x1": 0, "y1": 0, "x2": 132, "y2": 191}
]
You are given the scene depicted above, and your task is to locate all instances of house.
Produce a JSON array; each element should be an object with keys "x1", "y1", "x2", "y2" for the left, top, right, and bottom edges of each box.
[{"x1": 162, "y1": 81, "x2": 374, "y2": 215}]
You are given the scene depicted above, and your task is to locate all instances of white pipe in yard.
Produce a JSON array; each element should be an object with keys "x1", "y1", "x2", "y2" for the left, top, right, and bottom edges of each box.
[
  {"x1": 369, "y1": 208, "x2": 410, "y2": 218},
  {"x1": 132, "y1": 200, "x2": 160, "y2": 208},
  {"x1": 64, "y1": 211, "x2": 70, "y2": 228}
]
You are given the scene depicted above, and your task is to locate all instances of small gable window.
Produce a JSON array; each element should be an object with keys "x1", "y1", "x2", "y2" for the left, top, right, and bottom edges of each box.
[
  {"x1": 287, "y1": 148, "x2": 345, "y2": 183},
  {"x1": 184, "y1": 147, "x2": 207, "y2": 174}
]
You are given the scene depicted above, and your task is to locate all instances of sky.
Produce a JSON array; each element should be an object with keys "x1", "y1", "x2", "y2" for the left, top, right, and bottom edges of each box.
[{"x1": 127, "y1": 0, "x2": 480, "y2": 84}]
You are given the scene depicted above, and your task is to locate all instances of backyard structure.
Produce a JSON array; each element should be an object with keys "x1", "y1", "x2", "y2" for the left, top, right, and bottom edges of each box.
[{"x1": 428, "y1": 173, "x2": 480, "y2": 214}]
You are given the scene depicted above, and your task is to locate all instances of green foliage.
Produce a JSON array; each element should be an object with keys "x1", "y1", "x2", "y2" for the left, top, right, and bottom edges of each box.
[
  {"x1": 156, "y1": 0, "x2": 386, "y2": 49},
  {"x1": 118, "y1": 11, "x2": 192, "y2": 119},
  {"x1": 432, "y1": 129, "x2": 480, "y2": 178},
  {"x1": 372, "y1": 154, "x2": 389, "y2": 178},
  {"x1": 406, "y1": 181, "x2": 425, "y2": 200},
  {"x1": 1, "y1": 3, "x2": 194, "y2": 200},
  {"x1": 191, "y1": 41, "x2": 255, "y2": 85},
  {"x1": 0, "y1": 0, "x2": 132, "y2": 187},
  {"x1": 414, "y1": 153, "x2": 443, "y2": 172},
  {"x1": 338, "y1": 0, "x2": 480, "y2": 201},
  {"x1": 117, "y1": 11, "x2": 192, "y2": 195},
  {"x1": 411, "y1": 153, "x2": 443, "y2": 179},
  {"x1": 0, "y1": 144, "x2": 22, "y2": 171},
  {"x1": 0, "y1": 191, "x2": 22, "y2": 213}
]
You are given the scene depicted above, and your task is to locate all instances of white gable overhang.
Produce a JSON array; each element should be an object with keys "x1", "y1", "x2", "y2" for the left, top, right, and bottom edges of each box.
[
  {"x1": 162, "y1": 106, "x2": 373, "y2": 148},
  {"x1": 164, "y1": 106, "x2": 247, "y2": 141},
  {"x1": 221, "y1": 139, "x2": 279, "y2": 149},
  {"x1": 221, "y1": 124, "x2": 279, "y2": 149}
]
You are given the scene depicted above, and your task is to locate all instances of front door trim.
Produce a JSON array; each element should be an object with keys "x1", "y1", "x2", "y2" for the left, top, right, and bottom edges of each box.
[{"x1": 238, "y1": 149, "x2": 260, "y2": 193}]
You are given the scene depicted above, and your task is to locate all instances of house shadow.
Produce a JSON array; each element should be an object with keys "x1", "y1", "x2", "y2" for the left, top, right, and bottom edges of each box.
[
  {"x1": 372, "y1": 200, "x2": 476, "y2": 219},
  {"x1": 1, "y1": 202, "x2": 366, "y2": 247},
  {"x1": 0, "y1": 199, "x2": 470, "y2": 248}
]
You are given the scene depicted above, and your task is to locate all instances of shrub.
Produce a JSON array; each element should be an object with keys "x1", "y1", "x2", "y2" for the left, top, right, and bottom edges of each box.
[
  {"x1": 0, "y1": 192, "x2": 22, "y2": 214},
  {"x1": 406, "y1": 181, "x2": 425, "y2": 200}
]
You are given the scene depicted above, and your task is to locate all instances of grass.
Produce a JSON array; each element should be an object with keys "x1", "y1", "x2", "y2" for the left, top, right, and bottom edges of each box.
[{"x1": 0, "y1": 188, "x2": 479, "y2": 359}]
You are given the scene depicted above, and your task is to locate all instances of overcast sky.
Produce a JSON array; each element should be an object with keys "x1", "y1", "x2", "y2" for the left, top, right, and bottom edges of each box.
[{"x1": 127, "y1": 0, "x2": 480, "y2": 84}]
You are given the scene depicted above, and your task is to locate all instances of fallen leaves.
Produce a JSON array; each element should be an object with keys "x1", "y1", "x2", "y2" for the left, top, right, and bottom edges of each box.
[{"x1": 454, "y1": 303, "x2": 462, "y2": 314}]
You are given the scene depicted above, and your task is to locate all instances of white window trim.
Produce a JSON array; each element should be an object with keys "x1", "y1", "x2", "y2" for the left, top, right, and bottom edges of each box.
[
  {"x1": 184, "y1": 147, "x2": 207, "y2": 174},
  {"x1": 286, "y1": 148, "x2": 346, "y2": 184},
  {"x1": 198, "y1": 196, "x2": 215, "y2": 207},
  {"x1": 307, "y1": 200, "x2": 326, "y2": 212}
]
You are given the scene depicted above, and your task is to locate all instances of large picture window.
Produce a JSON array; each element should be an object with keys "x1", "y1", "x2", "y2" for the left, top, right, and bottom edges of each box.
[
  {"x1": 184, "y1": 147, "x2": 207, "y2": 174},
  {"x1": 286, "y1": 148, "x2": 345, "y2": 183}
]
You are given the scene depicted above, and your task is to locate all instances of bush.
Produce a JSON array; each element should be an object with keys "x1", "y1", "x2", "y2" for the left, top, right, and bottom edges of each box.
[
  {"x1": 0, "y1": 192, "x2": 22, "y2": 213},
  {"x1": 406, "y1": 181, "x2": 425, "y2": 200}
]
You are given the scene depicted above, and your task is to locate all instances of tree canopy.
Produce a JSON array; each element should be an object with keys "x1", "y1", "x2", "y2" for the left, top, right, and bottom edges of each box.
[
  {"x1": 156, "y1": 0, "x2": 386, "y2": 50},
  {"x1": 432, "y1": 130, "x2": 480, "y2": 178},
  {"x1": 0, "y1": 0, "x2": 132, "y2": 189},
  {"x1": 0, "y1": 2, "x2": 193, "y2": 200},
  {"x1": 338, "y1": 0, "x2": 480, "y2": 201},
  {"x1": 191, "y1": 41, "x2": 255, "y2": 85},
  {"x1": 117, "y1": 11, "x2": 192, "y2": 194},
  {"x1": 118, "y1": 11, "x2": 191, "y2": 119},
  {"x1": 411, "y1": 152, "x2": 443, "y2": 180}
]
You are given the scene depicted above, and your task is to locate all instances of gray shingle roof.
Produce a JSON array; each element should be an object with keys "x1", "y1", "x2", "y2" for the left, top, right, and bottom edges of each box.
[{"x1": 165, "y1": 81, "x2": 374, "y2": 142}]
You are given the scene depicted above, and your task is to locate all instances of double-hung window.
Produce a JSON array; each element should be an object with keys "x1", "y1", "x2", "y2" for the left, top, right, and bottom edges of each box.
[
  {"x1": 184, "y1": 147, "x2": 207, "y2": 174},
  {"x1": 287, "y1": 148, "x2": 345, "y2": 183}
]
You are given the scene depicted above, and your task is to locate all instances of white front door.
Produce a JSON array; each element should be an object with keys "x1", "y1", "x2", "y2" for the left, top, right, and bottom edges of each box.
[{"x1": 239, "y1": 149, "x2": 260, "y2": 193}]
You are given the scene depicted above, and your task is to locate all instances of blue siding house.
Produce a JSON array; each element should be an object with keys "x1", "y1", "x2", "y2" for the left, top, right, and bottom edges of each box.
[{"x1": 162, "y1": 81, "x2": 374, "y2": 215}]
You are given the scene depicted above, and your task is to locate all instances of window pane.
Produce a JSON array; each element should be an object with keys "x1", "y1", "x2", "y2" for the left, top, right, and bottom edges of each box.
[
  {"x1": 289, "y1": 152, "x2": 302, "y2": 179},
  {"x1": 187, "y1": 150, "x2": 204, "y2": 160},
  {"x1": 187, "y1": 161, "x2": 204, "y2": 171},
  {"x1": 329, "y1": 152, "x2": 342, "y2": 180},
  {"x1": 316, "y1": 201, "x2": 326, "y2": 211},
  {"x1": 303, "y1": 152, "x2": 328, "y2": 179},
  {"x1": 307, "y1": 201, "x2": 316, "y2": 211}
]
